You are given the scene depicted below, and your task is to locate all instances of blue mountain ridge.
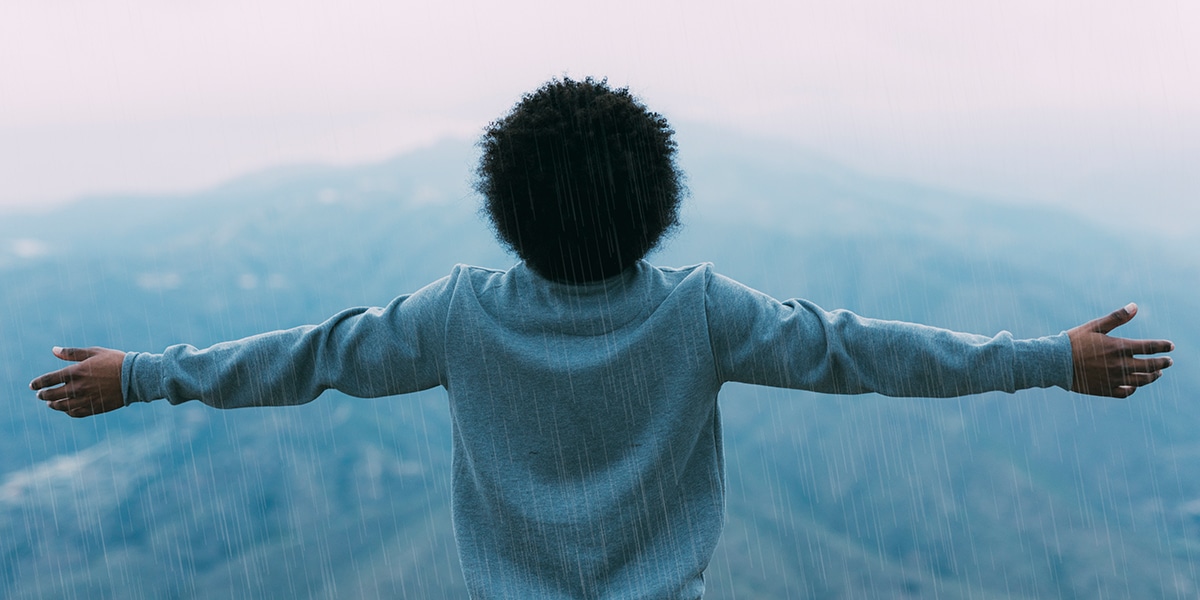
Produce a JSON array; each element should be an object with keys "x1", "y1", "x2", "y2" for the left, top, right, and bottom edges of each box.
[{"x1": 0, "y1": 130, "x2": 1196, "y2": 598}]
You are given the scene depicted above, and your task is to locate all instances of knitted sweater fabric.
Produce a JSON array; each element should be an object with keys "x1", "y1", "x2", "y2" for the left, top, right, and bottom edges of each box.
[{"x1": 122, "y1": 261, "x2": 1073, "y2": 598}]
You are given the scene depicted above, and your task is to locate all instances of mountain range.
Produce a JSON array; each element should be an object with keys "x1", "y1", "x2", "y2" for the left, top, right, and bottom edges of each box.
[{"x1": 1, "y1": 127, "x2": 1196, "y2": 598}]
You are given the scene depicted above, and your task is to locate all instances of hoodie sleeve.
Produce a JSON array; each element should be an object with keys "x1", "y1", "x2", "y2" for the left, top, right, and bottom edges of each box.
[
  {"x1": 120, "y1": 271, "x2": 457, "y2": 408},
  {"x1": 705, "y1": 269, "x2": 1073, "y2": 397}
]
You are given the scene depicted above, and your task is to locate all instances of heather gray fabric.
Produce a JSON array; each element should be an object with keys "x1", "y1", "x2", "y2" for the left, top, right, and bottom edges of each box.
[{"x1": 122, "y1": 261, "x2": 1073, "y2": 598}]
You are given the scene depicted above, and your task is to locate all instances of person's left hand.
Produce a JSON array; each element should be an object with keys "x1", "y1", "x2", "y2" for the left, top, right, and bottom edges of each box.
[{"x1": 29, "y1": 346, "x2": 126, "y2": 417}]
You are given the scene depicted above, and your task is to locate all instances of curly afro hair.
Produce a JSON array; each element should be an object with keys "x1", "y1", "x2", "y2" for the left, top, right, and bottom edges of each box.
[{"x1": 475, "y1": 77, "x2": 684, "y2": 284}]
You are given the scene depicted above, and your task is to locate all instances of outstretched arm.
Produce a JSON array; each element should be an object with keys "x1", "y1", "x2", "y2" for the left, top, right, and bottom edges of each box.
[
  {"x1": 707, "y1": 271, "x2": 1174, "y2": 397},
  {"x1": 1067, "y1": 303, "x2": 1174, "y2": 398},
  {"x1": 707, "y1": 271, "x2": 1074, "y2": 396},
  {"x1": 30, "y1": 346, "x2": 125, "y2": 418},
  {"x1": 29, "y1": 272, "x2": 457, "y2": 418}
]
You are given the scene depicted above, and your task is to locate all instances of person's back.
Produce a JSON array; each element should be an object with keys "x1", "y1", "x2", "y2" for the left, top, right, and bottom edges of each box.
[
  {"x1": 29, "y1": 77, "x2": 1174, "y2": 599},
  {"x1": 447, "y1": 261, "x2": 719, "y2": 597}
]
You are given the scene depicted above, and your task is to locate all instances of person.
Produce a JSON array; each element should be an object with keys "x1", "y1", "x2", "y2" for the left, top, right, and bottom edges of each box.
[{"x1": 29, "y1": 77, "x2": 1174, "y2": 599}]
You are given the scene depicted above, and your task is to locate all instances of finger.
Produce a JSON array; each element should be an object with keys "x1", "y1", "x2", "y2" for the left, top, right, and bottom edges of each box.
[
  {"x1": 1090, "y1": 303, "x2": 1137, "y2": 334},
  {"x1": 54, "y1": 346, "x2": 98, "y2": 362},
  {"x1": 36, "y1": 384, "x2": 75, "y2": 402},
  {"x1": 1111, "y1": 385, "x2": 1136, "y2": 399},
  {"x1": 1128, "y1": 357, "x2": 1173, "y2": 372},
  {"x1": 66, "y1": 406, "x2": 92, "y2": 419},
  {"x1": 29, "y1": 367, "x2": 74, "y2": 391},
  {"x1": 50, "y1": 399, "x2": 94, "y2": 418},
  {"x1": 1124, "y1": 339, "x2": 1176, "y2": 356},
  {"x1": 48, "y1": 397, "x2": 92, "y2": 413},
  {"x1": 1122, "y1": 371, "x2": 1163, "y2": 387}
]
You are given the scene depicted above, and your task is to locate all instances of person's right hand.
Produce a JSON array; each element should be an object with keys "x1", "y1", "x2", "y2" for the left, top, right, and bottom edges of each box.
[
  {"x1": 29, "y1": 346, "x2": 126, "y2": 417},
  {"x1": 1067, "y1": 303, "x2": 1174, "y2": 398}
]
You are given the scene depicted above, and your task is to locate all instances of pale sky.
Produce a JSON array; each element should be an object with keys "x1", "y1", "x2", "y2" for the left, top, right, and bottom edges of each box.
[{"x1": 1, "y1": 0, "x2": 1197, "y2": 236}]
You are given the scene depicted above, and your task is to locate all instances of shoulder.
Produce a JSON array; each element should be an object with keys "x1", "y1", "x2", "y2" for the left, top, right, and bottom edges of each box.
[
  {"x1": 643, "y1": 261, "x2": 713, "y2": 287},
  {"x1": 453, "y1": 263, "x2": 509, "y2": 278},
  {"x1": 675, "y1": 264, "x2": 760, "y2": 301},
  {"x1": 430, "y1": 264, "x2": 509, "y2": 293},
  {"x1": 387, "y1": 265, "x2": 499, "y2": 313},
  {"x1": 649, "y1": 261, "x2": 711, "y2": 276},
  {"x1": 641, "y1": 262, "x2": 775, "y2": 306},
  {"x1": 447, "y1": 263, "x2": 519, "y2": 299}
]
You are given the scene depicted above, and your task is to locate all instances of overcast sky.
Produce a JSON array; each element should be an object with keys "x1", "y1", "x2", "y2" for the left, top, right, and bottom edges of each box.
[{"x1": 2, "y1": 0, "x2": 1196, "y2": 236}]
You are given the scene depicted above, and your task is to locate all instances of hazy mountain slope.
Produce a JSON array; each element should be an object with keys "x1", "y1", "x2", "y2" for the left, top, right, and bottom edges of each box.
[{"x1": 1, "y1": 133, "x2": 1195, "y2": 598}]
